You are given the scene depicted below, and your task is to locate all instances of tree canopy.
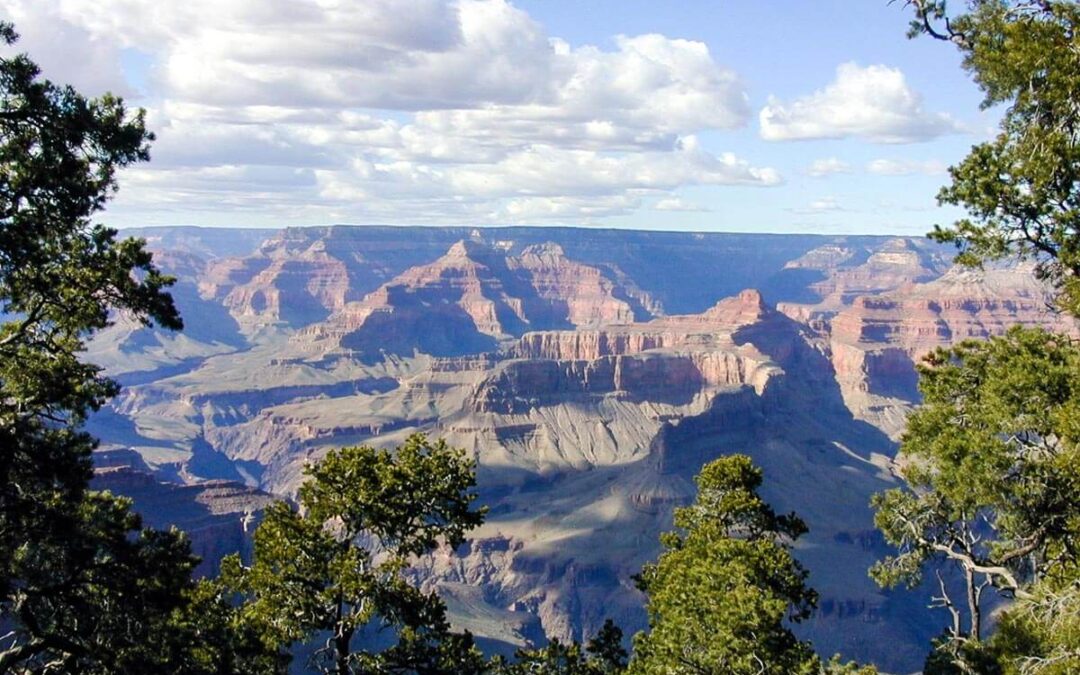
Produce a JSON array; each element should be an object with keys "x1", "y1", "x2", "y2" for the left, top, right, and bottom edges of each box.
[
  {"x1": 870, "y1": 3, "x2": 1080, "y2": 671},
  {"x1": 905, "y1": 0, "x2": 1080, "y2": 314},
  {"x1": 223, "y1": 434, "x2": 488, "y2": 675},
  {"x1": 0, "y1": 21, "x2": 244, "y2": 673},
  {"x1": 492, "y1": 621, "x2": 628, "y2": 675},
  {"x1": 628, "y1": 455, "x2": 823, "y2": 675},
  {"x1": 871, "y1": 327, "x2": 1080, "y2": 672}
]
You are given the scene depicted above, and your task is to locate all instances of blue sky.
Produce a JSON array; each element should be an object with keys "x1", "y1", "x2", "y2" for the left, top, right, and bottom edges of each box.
[{"x1": 1, "y1": 0, "x2": 994, "y2": 234}]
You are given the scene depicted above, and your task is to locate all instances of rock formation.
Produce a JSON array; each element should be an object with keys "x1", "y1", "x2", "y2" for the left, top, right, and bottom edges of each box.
[
  {"x1": 82, "y1": 226, "x2": 1080, "y2": 672},
  {"x1": 299, "y1": 239, "x2": 663, "y2": 359},
  {"x1": 91, "y1": 463, "x2": 276, "y2": 577},
  {"x1": 826, "y1": 264, "x2": 1076, "y2": 436}
]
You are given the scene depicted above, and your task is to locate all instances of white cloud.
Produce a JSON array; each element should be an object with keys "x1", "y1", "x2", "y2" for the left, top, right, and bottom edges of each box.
[
  {"x1": 498, "y1": 194, "x2": 642, "y2": 222},
  {"x1": 805, "y1": 157, "x2": 852, "y2": 177},
  {"x1": 158, "y1": 0, "x2": 555, "y2": 110},
  {"x1": 442, "y1": 138, "x2": 780, "y2": 197},
  {"x1": 0, "y1": 1, "x2": 131, "y2": 96},
  {"x1": 1, "y1": 0, "x2": 772, "y2": 224},
  {"x1": 760, "y1": 63, "x2": 963, "y2": 143},
  {"x1": 866, "y1": 158, "x2": 947, "y2": 176},
  {"x1": 788, "y1": 197, "x2": 844, "y2": 215},
  {"x1": 653, "y1": 196, "x2": 708, "y2": 212},
  {"x1": 307, "y1": 138, "x2": 778, "y2": 223}
]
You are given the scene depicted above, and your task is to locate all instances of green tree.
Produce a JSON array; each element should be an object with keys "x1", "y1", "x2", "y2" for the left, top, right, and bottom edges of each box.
[
  {"x1": 870, "y1": 327, "x2": 1080, "y2": 672},
  {"x1": 884, "y1": 5, "x2": 1080, "y2": 669},
  {"x1": 493, "y1": 620, "x2": 628, "y2": 675},
  {"x1": 166, "y1": 578, "x2": 293, "y2": 674},
  {"x1": 988, "y1": 566, "x2": 1080, "y2": 674},
  {"x1": 0, "y1": 492, "x2": 201, "y2": 673},
  {"x1": 902, "y1": 0, "x2": 1080, "y2": 315},
  {"x1": 0, "y1": 23, "x2": 263, "y2": 673},
  {"x1": 628, "y1": 455, "x2": 823, "y2": 675},
  {"x1": 585, "y1": 619, "x2": 629, "y2": 674},
  {"x1": 223, "y1": 434, "x2": 488, "y2": 675}
]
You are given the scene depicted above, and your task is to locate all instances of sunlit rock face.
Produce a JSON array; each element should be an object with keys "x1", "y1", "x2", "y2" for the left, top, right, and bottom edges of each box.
[
  {"x1": 86, "y1": 226, "x2": 1078, "y2": 673},
  {"x1": 820, "y1": 263, "x2": 1076, "y2": 437}
]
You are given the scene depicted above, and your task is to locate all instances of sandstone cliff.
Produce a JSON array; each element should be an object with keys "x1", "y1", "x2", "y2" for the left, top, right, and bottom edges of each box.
[
  {"x1": 298, "y1": 239, "x2": 664, "y2": 359},
  {"x1": 826, "y1": 264, "x2": 1077, "y2": 436}
]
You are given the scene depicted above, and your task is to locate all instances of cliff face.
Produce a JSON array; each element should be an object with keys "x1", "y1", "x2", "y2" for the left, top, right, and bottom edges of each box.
[
  {"x1": 510, "y1": 243, "x2": 647, "y2": 326},
  {"x1": 824, "y1": 265, "x2": 1076, "y2": 436},
  {"x1": 830, "y1": 265, "x2": 1070, "y2": 350},
  {"x1": 484, "y1": 290, "x2": 780, "y2": 412},
  {"x1": 776, "y1": 237, "x2": 950, "y2": 314},
  {"x1": 201, "y1": 236, "x2": 371, "y2": 329},
  {"x1": 299, "y1": 239, "x2": 665, "y2": 359},
  {"x1": 513, "y1": 290, "x2": 771, "y2": 359},
  {"x1": 83, "y1": 226, "x2": 1080, "y2": 673},
  {"x1": 91, "y1": 465, "x2": 276, "y2": 577}
]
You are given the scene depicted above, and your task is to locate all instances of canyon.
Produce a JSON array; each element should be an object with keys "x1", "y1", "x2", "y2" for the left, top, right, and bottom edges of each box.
[{"x1": 84, "y1": 226, "x2": 1075, "y2": 672}]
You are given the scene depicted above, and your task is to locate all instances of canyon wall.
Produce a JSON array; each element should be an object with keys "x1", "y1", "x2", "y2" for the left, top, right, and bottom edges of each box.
[{"x1": 85, "y1": 226, "x2": 1077, "y2": 672}]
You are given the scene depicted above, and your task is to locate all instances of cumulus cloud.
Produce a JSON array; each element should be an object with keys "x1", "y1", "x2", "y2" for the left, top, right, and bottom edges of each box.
[
  {"x1": 309, "y1": 137, "x2": 777, "y2": 222},
  {"x1": 0, "y1": 1, "x2": 131, "y2": 96},
  {"x1": 653, "y1": 196, "x2": 708, "y2": 212},
  {"x1": 0, "y1": 0, "x2": 775, "y2": 224},
  {"x1": 760, "y1": 63, "x2": 963, "y2": 143},
  {"x1": 866, "y1": 158, "x2": 947, "y2": 176},
  {"x1": 805, "y1": 157, "x2": 852, "y2": 177},
  {"x1": 442, "y1": 138, "x2": 780, "y2": 197}
]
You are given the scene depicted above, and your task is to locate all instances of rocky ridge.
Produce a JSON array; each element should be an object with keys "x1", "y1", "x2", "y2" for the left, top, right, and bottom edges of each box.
[
  {"x1": 91, "y1": 462, "x2": 276, "y2": 577},
  {"x1": 298, "y1": 239, "x2": 661, "y2": 359}
]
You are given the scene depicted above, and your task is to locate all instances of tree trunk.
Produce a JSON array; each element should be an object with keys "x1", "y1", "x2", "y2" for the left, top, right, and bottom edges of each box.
[
  {"x1": 335, "y1": 629, "x2": 352, "y2": 675},
  {"x1": 965, "y1": 566, "x2": 981, "y2": 641}
]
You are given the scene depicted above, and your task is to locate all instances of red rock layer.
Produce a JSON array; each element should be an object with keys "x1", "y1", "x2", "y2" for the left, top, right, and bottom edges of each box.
[
  {"x1": 830, "y1": 266, "x2": 1076, "y2": 357},
  {"x1": 302, "y1": 240, "x2": 661, "y2": 353},
  {"x1": 513, "y1": 289, "x2": 769, "y2": 361}
]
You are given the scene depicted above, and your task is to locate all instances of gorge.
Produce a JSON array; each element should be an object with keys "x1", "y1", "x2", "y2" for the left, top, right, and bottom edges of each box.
[{"x1": 85, "y1": 225, "x2": 1076, "y2": 673}]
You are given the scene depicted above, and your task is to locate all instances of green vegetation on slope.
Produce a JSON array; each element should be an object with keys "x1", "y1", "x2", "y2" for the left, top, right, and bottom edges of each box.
[{"x1": 869, "y1": 2, "x2": 1080, "y2": 672}]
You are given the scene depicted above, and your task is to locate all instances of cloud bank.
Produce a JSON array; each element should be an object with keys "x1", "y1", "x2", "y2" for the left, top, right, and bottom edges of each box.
[{"x1": 0, "y1": 0, "x2": 780, "y2": 224}]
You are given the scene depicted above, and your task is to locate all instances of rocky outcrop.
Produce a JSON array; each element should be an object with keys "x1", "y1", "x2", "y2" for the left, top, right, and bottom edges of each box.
[
  {"x1": 299, "y1": 239, "x2": 664, "y2": 358},
  {"x1": 201, "y1": 236, "x2": 367, "y2": 328},
  {"x1": 830, "y1": 265, "x2": 1073, "y2": 352},
  {"x1": 513, "y1": 290, "x2": 772, "y2": 361},
  {"x1": 478, "y1": 290, "x2": 780, "y2": 413},
  {"x1": 91, "y1": 466, "x2": 276, "y2": 577},
  {"x1": 510, "y1": 243, "x2": 643, "y2": 327},
  {"x1": 826, "y1": 265, "x2": 1078, "y2": 435},
  {"x1": 776, "y1": 238, "x2": 950, "y2": 321},
  {"x1": 471, "y1": 355, "x2": 712, "y2": 414}
]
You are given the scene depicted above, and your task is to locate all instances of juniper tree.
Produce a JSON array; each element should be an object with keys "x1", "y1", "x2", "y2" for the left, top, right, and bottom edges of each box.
[{"x1": 223, "y1": 434, "x2": 488, "y2": 675}]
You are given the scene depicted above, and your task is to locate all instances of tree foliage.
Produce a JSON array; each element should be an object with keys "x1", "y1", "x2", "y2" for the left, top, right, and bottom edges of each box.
[
  {"x1": 628, "y1": 455, "x2": 826, "y2": 675},
  {"x1": 0, "y1": 492, "x2": 198, "y2": 673},
  {"x1": 871, "y1": 327, "x2": 1080, "y2": 672},
  {"x1": 492, "y1": 620, "x2": 628, "y2": 675},
  {"x1": 989, "y1": 566, "x2": 1080, "y2": 674},
  {"x1": 0, "y1": 22, "x2": 259, "y2": 673},
  {"x1": 885, "y1": 4, "x2": 1080, "y2": 669},
  {"x1": 903, "y1": 0, "x2": 1080, "y2": 314},
  {"x1": 223, "y1": 434, "x2": 488, "y2": 674}
]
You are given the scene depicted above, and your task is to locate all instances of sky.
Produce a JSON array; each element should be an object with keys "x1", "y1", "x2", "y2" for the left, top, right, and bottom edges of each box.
[{"x1": 1, "y1": 0, "x2": 997, "y2": 234}]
